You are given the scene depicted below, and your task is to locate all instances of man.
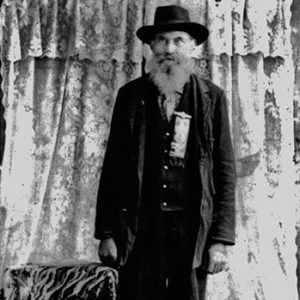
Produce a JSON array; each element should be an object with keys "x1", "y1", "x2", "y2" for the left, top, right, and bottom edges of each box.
[{"x1": 95, "y1": 5, "x2": 236, "y2": 300}]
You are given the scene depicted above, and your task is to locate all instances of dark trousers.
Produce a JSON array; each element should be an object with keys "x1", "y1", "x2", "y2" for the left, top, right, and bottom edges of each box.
[{"x1": 117, "y1": 211, "x2": 207, "y2": 300}]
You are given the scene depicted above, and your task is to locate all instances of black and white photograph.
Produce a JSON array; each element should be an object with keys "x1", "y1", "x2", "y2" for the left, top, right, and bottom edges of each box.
[{"x1": 0, "y1": 0, "x2": 299, "y2": 299}]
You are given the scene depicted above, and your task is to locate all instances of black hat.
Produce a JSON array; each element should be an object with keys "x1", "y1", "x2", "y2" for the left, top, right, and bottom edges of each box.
[{"x1": 136, "y1": 5, "x2": 209, "y2": 45}]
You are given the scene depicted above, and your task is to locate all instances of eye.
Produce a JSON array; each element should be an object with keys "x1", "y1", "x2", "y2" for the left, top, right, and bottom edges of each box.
[
  {"x1": 156, "y1": 35, "x2": 166, "y2": 44},
  {"x1": 174, "y1": 37, "x2": 184, "y2": 45}
]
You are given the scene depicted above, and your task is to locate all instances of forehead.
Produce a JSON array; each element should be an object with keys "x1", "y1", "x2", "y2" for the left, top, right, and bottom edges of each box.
[{"x1": 153, "y1": 31, "x2": 193, "y2": 40}]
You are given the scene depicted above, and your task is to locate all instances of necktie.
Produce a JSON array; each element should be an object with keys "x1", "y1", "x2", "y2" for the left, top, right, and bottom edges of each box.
[{"x1": 159, "y1": 93, "x2": 181, "y2": 121}]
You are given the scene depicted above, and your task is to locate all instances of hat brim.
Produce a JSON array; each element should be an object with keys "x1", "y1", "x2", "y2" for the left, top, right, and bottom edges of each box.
[{"x1": 136, "y1": 22, "x2": 209, "y2": 45}]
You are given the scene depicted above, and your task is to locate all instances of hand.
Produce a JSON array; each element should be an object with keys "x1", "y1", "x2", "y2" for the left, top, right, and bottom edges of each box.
[
  {"x1": 207, "y1": 243, "x2": 229, "y2": 274},
  {"x1": 98, "y1": 237, "x2": 118, "y2": 267}
]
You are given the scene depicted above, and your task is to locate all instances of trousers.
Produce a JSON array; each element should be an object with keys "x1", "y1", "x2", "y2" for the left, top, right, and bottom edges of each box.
[{"x1": 117, "y1": 210, "x2": 207, "y2": 300}]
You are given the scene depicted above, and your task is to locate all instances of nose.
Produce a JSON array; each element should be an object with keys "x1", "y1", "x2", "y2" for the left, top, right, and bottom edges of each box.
[{"x1": 165, "y1": 41, "x2": 176, "y2": 54}]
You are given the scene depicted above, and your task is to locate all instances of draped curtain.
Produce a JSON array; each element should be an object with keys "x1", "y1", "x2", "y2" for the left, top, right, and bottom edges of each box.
[{"x1": 0, "y1": 0, "x2": 298, "y2": 299}]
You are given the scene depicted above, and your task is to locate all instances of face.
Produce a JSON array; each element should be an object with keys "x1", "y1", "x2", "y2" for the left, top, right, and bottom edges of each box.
[{"x1": 150, "y1": 31, "x2": 196, "y2": 62}]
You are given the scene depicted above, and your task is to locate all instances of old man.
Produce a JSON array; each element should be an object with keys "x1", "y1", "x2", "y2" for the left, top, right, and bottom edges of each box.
[{"x1": 95, "y1": 4, "x2": 236, "y2": 300}]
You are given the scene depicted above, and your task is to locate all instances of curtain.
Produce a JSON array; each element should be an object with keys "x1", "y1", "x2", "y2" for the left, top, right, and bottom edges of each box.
[
  {"x1": 0, "y1": 0, "x2": 143, "y2": 279},
  {"x1": 0, "y1": 0, "x2": 298, "y2": 298},
  {"x1": 291, "y1": 0, "x2": 300, "y2": 295}
]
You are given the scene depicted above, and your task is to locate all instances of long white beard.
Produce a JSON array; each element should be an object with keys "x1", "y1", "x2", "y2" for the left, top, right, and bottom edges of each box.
[{"x1": 147, "y1": 54, "x2": 196, "y2": 97}]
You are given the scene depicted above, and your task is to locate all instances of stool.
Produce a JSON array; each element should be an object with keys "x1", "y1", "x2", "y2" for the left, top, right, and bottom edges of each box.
[{"x1": 2, "y1": 262, "x2": 118, "y2": 299}]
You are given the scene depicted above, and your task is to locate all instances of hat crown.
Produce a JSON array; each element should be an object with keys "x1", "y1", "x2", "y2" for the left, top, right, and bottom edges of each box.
[
  {"x1": 154, "y1": 5, "x2": 191, "y2": 26},
  {"x1": 136, "y1": 4, "x2": 209, "y2": 45}
]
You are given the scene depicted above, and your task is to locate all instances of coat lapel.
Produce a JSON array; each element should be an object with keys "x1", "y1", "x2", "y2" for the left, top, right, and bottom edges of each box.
[
  {"x1": 189, "y1": 74, "x2": 211, "y2": 158},
  {"x1": 134, "y1": 76, "x2": 155, "y2": 200},
  {"x1": 195, "y1": 75, "x2": 210, "y2": 132}
]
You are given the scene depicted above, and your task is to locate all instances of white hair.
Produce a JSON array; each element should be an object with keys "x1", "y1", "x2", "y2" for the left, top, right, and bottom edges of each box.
[{"x1": 147, "y1": 53, "x2": 196, "y2": 97}]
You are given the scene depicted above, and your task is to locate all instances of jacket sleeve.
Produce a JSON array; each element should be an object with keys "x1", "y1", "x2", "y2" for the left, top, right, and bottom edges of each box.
[
  {"x1": 210, "y1": 89, "x2": 236, "y2": 245},
  {"x1": 94, "y1": 87, "x2": 130, "y2": 240}
]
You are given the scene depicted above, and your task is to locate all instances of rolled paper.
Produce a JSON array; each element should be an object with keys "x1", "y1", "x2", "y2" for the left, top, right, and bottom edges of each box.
[{"x1": 169, "y1": 111, "x2": 192, "y2": 159}]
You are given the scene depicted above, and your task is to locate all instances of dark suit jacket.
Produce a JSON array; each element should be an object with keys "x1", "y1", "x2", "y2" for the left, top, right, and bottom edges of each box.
[{"x1": 95, "y1": 73, "x2": 236, "y2": 269}]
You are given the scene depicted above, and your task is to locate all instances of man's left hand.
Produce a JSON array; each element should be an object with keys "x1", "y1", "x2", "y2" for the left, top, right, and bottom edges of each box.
[{"x1": 207, "y1": 243, "x2": 229, "y2": 274}]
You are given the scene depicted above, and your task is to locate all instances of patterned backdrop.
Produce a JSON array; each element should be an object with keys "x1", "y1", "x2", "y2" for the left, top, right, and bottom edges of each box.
[{"x1": 0, "y1": 0, "x2": 298, "y2": 299}]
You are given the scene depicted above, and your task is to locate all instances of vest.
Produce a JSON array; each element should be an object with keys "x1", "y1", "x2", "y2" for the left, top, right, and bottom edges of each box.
[{"x1": 139, "y1": 87, "x2": 197, "y2": 231}]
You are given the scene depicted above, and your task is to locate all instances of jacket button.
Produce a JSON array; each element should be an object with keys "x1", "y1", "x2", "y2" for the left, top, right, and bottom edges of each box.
[
  {"x1": 163, "y1": 165, "x2": 169, "y2": 170},
  {"x1": 162, "y1": 202, "x2": 167, "y2": 207},
  {"x1": 201, "y1": 203, "x2": 206, "y2": 212},
  {"x1": 200, "y1": 156, "x2": 206, "y2": 164},
  {"x1": 162, "y1": 184, "x2": 167, "y2": 189}
]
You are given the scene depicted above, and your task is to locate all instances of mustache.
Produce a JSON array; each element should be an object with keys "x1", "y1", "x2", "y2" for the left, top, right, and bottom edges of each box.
[
  {"x1": 157, "y1": 54, "x2": 181, "y2": 64},
  {"x1": 146, "y1": 53, "x2": 196, "y2": 78}
]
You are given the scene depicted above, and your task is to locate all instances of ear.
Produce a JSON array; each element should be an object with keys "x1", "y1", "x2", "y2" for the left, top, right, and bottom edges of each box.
[
  {"x1": 191, "y1": 38, "x2": 197, "y2": 49},
  {"x1": 149, "y1": 39, "x2": 155, "y2": 51}
]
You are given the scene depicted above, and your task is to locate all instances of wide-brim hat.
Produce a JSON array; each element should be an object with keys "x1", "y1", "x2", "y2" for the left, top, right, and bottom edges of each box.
[{"x1": 136, "y1": 5, "x2": 209, "y2": 45}]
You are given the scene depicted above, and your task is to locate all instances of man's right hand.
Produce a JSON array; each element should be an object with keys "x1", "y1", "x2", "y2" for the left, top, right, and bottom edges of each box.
[{"x1": 98, "y1": 237, "x2": 118, "y2": 267}]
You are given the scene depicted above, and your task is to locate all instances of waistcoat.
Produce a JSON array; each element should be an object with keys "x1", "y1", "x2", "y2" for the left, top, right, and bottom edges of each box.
[{"x1": 140, "y1": 87, "x2": 197, "y2": 227}]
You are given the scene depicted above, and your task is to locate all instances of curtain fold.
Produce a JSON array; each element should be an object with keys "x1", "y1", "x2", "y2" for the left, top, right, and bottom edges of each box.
[{"x1": 0, "y1": 0, "x2": 297, "y2": 298}]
